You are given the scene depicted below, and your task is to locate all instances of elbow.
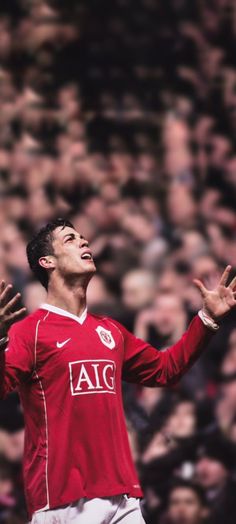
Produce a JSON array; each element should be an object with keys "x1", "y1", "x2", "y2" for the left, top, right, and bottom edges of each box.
[{"x1": 153, "y1": 369, "x2": 182, "y2": 387}]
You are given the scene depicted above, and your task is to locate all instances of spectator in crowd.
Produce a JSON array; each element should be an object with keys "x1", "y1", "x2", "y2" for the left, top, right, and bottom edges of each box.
[
  {"x1": 121, "y1": 269, "x2": 157, "y2": 313},
  {"x1": 22, "y1": 281, "x2": 46, "y2": 314},
  {"x1": 194, "y1": 436, "x2": 236, "y2": 524},
  {"x1": 134, "y1": 293, "x2": 187, "y2": 346},
  {"x1": 160, "y1": 479, "x2": 209, "y2": 524}
]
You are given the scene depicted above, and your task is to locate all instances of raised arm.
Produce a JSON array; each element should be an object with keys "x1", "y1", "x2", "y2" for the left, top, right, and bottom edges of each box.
[
  {"x1": 0, "y1": 281, "x2": 33, "y2": 398},
  {"x1": 121, "y1": 266, "x2": 236, "y2": 387},
  {"x1": 0, "y1": 280, "x2": 26, "y2": 347}
]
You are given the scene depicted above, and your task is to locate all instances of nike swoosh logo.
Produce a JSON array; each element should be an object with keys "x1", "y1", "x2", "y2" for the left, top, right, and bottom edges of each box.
[{"x1": 56, "y1": 338, "x2": 71, "y2": 348}]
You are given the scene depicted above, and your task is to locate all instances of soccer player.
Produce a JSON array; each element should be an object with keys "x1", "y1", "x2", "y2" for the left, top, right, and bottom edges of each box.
[{"x1": 0, "y1": 218, "x2": 235, "y2": 524}]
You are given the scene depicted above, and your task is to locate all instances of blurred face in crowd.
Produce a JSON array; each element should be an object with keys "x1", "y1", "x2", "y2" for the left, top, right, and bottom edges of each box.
[
  {"x1": 0, "y1": 429, "x2": 25, "y2": 463},
  {"x1": 87, "y1": 274, "x2": 112, "y2": 307},
  {"x1": 83, "y1": 197, "x2": 109, "y2": 230},
  {"x1": 26, "y1": 188, "x2": 54, "y2": 226},
  {"x1": 167, "y1": 486, "x2": 206, "y2": 524},
  {"x1": 1, "y1": 223, "x2": 29, "y2": 272},
  {"x1": 23, "y1": 282, "x2": 47, "y2": 313},
  {"x1": 121, "y1": 269, "x2": 156, "y2": 311},
  {"x1": 164, "y1": 401, "x2": 196, "y2": 438},
  {"x1": 137, "y1": 387, "x2": 163, "y2": 415},
  {"x1": 191, "y1": 255, "x2": 220, "y2": 288},
  {"x1": 152, "y1": 294, "x2": 186, "y2": 338},
  {"x1": 179, "y1": 231, "x2": 208, "y2": 261},
  {"x1": 195, "y1": 457, "x2": 228, "y2": 489},
  {"x1": 121, "y1": 212, "x2": 156, "y2": 243},
  {"x1": 157, "y1": 269, "x2": 185, "y2": 295},
  {"x1": 4, "y1": 194, "x2": 26, "y2": 223}
]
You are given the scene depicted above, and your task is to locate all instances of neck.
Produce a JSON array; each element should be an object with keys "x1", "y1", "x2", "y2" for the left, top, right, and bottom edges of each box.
[{"x1": 46, "y1": 275, "x2": 90, "y2": 317}]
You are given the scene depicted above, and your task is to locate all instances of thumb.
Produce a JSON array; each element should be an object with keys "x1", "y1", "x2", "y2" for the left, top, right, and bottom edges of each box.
[{"x1": 193, "y1": 278, "x2": 208, "y2": 298}]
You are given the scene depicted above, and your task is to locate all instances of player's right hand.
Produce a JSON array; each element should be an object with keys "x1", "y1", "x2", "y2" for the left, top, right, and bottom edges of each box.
[{"x1": 0, "y1": 281, "x2": 26, "y2": 338}]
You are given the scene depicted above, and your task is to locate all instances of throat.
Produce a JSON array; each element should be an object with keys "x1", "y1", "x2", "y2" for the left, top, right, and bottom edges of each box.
[{"x1": 46, "y1": 284, "x2": 87, "y2": 318}]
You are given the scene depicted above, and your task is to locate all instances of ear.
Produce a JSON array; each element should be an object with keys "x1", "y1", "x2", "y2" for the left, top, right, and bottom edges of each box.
[{"x1": 38, "y1": 256, "x2": 56, "y2": 270}]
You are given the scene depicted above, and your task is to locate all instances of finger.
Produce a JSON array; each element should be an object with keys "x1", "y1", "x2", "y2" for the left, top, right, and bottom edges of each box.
[
  {"x1": 193, "y1": 279, "x2": 208, "y2": 297},
  {"x1": 228, "y1": 276, "x2": 236, "y2": 290},
  {"x1": 0, "y1": 284, "x2": 13, "y2": 304},
  {"x1": 7, "y1": 308, "x2": 26, "y2": 321},
  {"x1": 219, "y1": 265, "x2": 232, "y2": 286},
  {"x1": 0, "y1": 281, "x2": 6, "y2": 294},
  {"x1": 3, "y1": 293, "x2": 21, "y2": 313}
]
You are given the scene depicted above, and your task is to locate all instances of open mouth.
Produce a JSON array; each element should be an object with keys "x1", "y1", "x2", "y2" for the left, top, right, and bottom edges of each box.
[{"x1": 81, "y1": 252, "x2": 93, "y2": 261}]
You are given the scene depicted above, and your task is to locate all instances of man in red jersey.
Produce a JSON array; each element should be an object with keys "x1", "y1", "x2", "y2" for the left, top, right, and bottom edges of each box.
[{"x1": 0, "y1": 218, "x2": 235, "y2": 524}]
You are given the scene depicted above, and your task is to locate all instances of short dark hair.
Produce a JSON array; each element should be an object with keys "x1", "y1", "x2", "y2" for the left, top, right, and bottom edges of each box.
[
  {"x1": 26, "y1": 218, "x2": 75, "y2": 289},
  {"x1": 168, "y1": 478, "x2": 206, "y2": 507}
]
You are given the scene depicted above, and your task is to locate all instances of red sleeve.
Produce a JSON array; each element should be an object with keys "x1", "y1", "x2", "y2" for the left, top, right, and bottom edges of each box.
[
  {"x1": 117, "y1": 315, "x2": 214, "y2": 387},
  {"x1": 0, "y1": 318, "x2": 35, "y2": 398}
]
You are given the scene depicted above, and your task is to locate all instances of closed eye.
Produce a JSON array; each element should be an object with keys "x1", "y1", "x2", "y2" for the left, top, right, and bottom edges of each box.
[
  {"x1": 64, "y1": 233, "x2": 85, "y2": 243},
  {"x1": 64, "y1": 234, "x2": 75, "y2": 242}
]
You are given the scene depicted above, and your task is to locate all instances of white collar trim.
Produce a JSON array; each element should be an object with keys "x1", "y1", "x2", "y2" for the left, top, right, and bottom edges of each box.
[{"x1": 40, "y1": 303, "x2": 87, "y2": 325}]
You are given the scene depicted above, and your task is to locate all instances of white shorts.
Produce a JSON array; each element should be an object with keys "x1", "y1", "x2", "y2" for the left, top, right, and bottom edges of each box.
[{"x1": 30, "y1": 495, "x2": 146, "y2": 523}]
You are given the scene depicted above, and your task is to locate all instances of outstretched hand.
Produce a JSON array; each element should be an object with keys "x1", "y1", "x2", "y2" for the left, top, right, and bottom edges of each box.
[
  {"x1": 194, "y1": 265, "x2": 236, "y2": 321},
  {"x1": 0, "y1": 281, "x2": 26, "y2": 338}
]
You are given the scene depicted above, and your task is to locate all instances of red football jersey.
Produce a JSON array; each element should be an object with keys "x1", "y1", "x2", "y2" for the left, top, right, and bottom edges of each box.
[{"x1": 0, "y1": 305, "x2": 213, "y2": 518}]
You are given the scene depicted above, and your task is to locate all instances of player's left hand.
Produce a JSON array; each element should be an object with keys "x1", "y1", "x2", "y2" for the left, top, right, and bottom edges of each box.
[{"x1": 194, "y1": 265, "x2": 236, "y2": 321}]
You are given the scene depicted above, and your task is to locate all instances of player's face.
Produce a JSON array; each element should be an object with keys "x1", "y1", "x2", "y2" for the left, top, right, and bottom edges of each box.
[{"x1": 51, "y1": 226, "x2": 96, "y2": 278}]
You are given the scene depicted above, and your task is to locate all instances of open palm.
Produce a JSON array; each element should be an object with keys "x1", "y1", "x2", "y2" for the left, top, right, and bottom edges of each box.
[{"x1": 194, "y1": 265, "x2": 236, "y2": 320}]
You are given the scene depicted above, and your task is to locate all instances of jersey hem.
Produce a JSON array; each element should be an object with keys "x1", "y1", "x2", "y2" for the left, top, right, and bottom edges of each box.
[{"x1": 29, "y1": 487, "x2": 143, "y2": 518}]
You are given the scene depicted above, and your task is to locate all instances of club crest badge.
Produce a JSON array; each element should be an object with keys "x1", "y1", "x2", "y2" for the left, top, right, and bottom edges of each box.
[{"x1": 96, "y1": 326, "x2": 115, "y2": 349}]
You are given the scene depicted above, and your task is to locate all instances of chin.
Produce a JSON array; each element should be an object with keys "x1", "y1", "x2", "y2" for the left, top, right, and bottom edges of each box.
[
  {"x1": 86, "y1": 263, "x2": 96, "y2": 273},
  {"x1": 78, "y1": 260, "x2": 97, "y2": 273},
  {"x1": 82, "y1": 263, "x2": 97, "y2": 276}
]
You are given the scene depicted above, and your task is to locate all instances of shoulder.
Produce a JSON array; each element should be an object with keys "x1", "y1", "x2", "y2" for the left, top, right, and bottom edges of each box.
[
  {"x1": 9, "y1": 309, "x2": 48, "y2": 339},
  {"x1": 88, "y1": 313, "x2": 128, "y2": 338}
]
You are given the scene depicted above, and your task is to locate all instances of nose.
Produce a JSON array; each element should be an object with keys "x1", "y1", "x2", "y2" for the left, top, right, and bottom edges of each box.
[{"x1": 79, "y1": 236, "x2": 89, "y2": 248}]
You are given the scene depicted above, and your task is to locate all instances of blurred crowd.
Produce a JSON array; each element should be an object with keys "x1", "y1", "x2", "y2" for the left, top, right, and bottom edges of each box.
[{"x1": 0, "y1": 0, "x2": 235, "y2": 522}]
